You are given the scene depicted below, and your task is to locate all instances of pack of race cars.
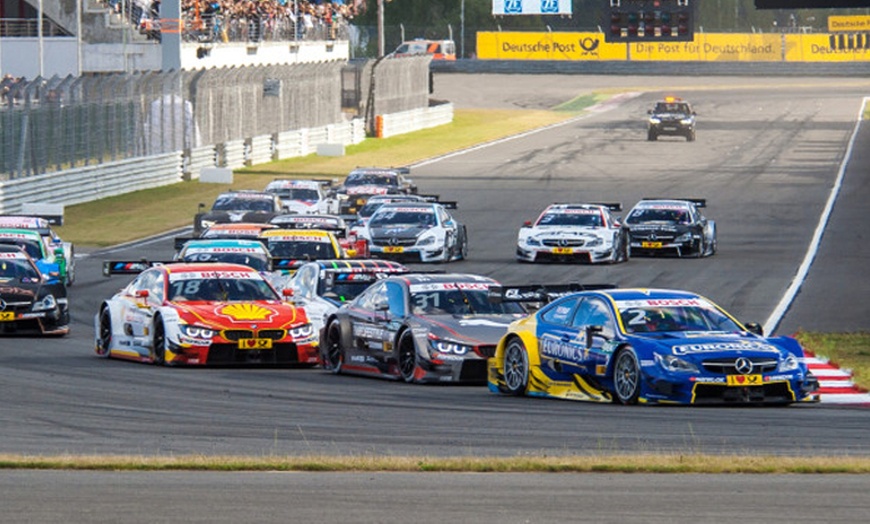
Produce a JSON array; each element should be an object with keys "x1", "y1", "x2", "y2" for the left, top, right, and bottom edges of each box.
[{"x1": 2, "y1": 162, "x2": 819, "y2": 406}]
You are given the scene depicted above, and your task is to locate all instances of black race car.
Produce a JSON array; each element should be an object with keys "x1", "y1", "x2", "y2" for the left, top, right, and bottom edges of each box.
[
  {"x1": 624, "y1": 198, "x2": 717, "y2": 257},
  {"x1": 193, "y1": 190, "x2": 284, "y2": 234},
  {"x1": 325, "y1": 167, "x2": 417, "y2": 216},
  {"x1": 321, "y1": 273, "x2": 528, "y2": 384},
  {"x1": 0, "y1": 245, "x2": 69, "y2": 336},
  {"x1": 647, "y1": 97, "x2": 696, "y2": 142}
]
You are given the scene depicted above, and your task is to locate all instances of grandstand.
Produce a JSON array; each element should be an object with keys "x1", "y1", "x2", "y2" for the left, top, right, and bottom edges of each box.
[{"x1": 0, "y1": 0, "x2": 351, "y2": 77}]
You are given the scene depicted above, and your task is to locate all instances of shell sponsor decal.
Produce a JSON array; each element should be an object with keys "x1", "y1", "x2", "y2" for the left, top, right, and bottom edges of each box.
[{"x1": 217, "y1": 303, "x2": 278, "y2": 322}]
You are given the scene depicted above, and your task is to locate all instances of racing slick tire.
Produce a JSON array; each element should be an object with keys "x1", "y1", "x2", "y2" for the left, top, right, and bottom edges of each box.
[
  {"x1": 612, "y1": 234, "x2": 630, "y2": 264},
  {"x1": 397, "y1": 330, "x2": 419, "y2": 383},
  {"x1": 458, "y1": 227, "x2": 469, "y2": 260},
  {"x1": 647, "y1": 130, "x2": 658, "y2": 141},
  {"x1": 96, "y1": 307, "x2": 112, "y2": 358},
  {"x1": 322, "y1": 320, "x2": 344, "y2": 374},
  {"x1": 503, "y1": 338, "x2": 530, "y2": 396},
  {"x1": 613, "y1": 347, "x2": 641, "y2": 405},
  {"x1": 151, "y1": 317, "x2": 167, "y2": 365},
  {"x1": 686, "y1": 130, "x2": 696, "y2": 142}
]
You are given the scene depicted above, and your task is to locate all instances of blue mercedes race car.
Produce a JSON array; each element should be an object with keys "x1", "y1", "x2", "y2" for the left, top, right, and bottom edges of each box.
[{"x1": 488, "y1": 288, "x2": 819, "y2": 405}]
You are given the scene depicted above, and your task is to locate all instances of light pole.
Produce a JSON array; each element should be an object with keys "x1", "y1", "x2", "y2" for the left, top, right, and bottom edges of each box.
[{"x1": 377, "y1": 0, "x2": 385, "y2": 57}]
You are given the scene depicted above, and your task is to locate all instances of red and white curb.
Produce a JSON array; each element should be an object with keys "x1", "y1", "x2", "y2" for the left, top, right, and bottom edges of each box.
[{"x1": 805, "y1": 352, "x2": 870, "y2": 405}]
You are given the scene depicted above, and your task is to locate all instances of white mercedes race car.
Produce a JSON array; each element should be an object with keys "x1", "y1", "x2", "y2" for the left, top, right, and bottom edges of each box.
[
  {"x1": 516, "y1": 203, "x2": 630, "y2": 264},
  {"x1": 264, "y1": 179, "x2": 332, "y2": 214}
]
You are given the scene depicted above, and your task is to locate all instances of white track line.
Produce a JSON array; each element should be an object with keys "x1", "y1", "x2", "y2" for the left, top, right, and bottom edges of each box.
[{"x1": 764, "y1": 97, "x2": 868, "y2": 335}]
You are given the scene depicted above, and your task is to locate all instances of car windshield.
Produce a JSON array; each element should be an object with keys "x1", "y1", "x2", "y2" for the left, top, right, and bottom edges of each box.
[
  {"x1": 626, "y1": 207, "x2": 690, "y2": 225},
  {"x1": 538, "y1": 211, "x2": 602, "y2": 227},
  {"x1": 212, "y1": 195, "x2": 274, "y2": 212},
  {"x1": 274, "y1": 188, "x2": 319, "y2": 201},
  {"x1": 267, "y1": 239, "x2": 338, "y2": 259},
  {"x1": 654, "y1": 103, "x2": 690, "y2": 114},
  {"x1": 0, "y1": 257, "x2": 41, "y2": 282},
  {"x1": 369, "y1": 209, "x2": 436, "y2": 228},
  {"x1": 168, "y1": 277, "x2": 278, "y2": 302},
  {"x1": 0, "y1": 239, "x2": 43, "y2": 260},
  {"x1": 411, "y1": 286, "x2": 525, "y2": 316},
  {"x1": 179, "y1": 251, "x2": 270, "y2": 271},
  {"x1": 617, "y1": 301, "x2": 742, "y2": 333},
  {"x1": 345, "y1": 173, "x2": 398, "y2": 187}
]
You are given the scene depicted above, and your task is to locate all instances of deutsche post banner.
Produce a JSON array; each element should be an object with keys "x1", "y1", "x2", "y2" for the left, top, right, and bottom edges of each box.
[
  {"x1": 476, "y1": 32, "x2": 627, "y2": 61},
  {"x1": 630, "y1": 34, "x2": 782, "y2": 61},
  {"x1": 785, "y1": 34, "x2": 870, "y2": 62},
  {"x1": 828, "y1": 15, "x2": 870, "y2": 32}
]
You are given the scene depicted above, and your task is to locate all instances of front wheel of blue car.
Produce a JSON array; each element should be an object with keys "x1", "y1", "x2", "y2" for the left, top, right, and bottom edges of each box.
[
  {"x1": 503, "y1": 338, "x2": 529, "y2": 396},
  {"x1": 613, "y1": 347, "x2": 640, "y2": 405}
]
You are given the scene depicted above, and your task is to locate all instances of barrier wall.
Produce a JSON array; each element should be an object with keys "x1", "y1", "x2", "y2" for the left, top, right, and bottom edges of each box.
[{"x1": 477, "y1": 32, "x2": 870, "y2": 62}]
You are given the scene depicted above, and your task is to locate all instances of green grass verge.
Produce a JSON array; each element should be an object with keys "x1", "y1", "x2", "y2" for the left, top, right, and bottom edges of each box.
[
  {"x1": 2, "y1": 454, "x2": 870, "y2": 473},
  {"x1": 797, "y1": 332, "x2": 870, "y2": 391},
  {"x1": 55, "y1": 108, "x2": 576, "y2": 247}
]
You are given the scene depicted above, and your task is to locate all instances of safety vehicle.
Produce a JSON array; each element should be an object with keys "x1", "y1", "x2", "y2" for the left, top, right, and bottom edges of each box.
[
  {"x1": 624, "y1": 198, "x2": 716, "y2": 257},
  {"x1": 516, "y1": 203, "x2": 630, "y2": 264},
  {"x1": 488, "y1": 287, "x2": 819, "y2": 405},
  {"x1": 647, "y1": 96, "x2": 696, "y2": 141},
  {"x1": 95, "y1": 261, "x2": 318, "y2": 366}
]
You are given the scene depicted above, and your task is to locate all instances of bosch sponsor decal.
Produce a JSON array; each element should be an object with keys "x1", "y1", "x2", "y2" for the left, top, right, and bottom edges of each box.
[
  {"x1": 0, "y1": 232, "x2": 29, "y2": 239},
  {"x1": 0, "y1": 217, "x2": 42, "y2": 228},
  {"x1": 410, "y1": 282, "x2": 491, "y2": 293},
  {"x1": 353, "y1": 324, "x2": 387, "y2": 340},
  {"x1": 170, "y1": 271, "x2": 260, "y2": 281},
  {"x1": 347, "y1": 186, "x2": 389, "y2": 195},
  {"x1": 550, "y1": 208, "x2": 600, "y2": 215},
  {"x1": 636, "y1": 203, "x2": 691, "y2": 211},
  {"x1": 270, "y1": 234, "x2": 331, "y2": 243},
  {"x1": 671, "y1": 341, "x2": 779, "y2": 356},
  {"x1": 185, "y1": 247, "x2": 262, "y2": 254},
  {"x1": 387, "y1": 207, "x2": 433, "y2": 214},
  {"x1": 615, "y1": 298, "x2": 711, "y2": 309},
  {"x1": 0, "y1": 252, "x2": 28, "y2": 260}
]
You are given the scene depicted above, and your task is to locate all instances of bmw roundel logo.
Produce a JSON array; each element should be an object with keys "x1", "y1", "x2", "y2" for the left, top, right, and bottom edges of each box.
[{"x1": 735, "y1": 357, "x2": 753, "y2": 375}]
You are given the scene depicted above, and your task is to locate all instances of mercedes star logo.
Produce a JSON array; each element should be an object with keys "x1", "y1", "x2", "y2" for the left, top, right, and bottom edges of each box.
[
  {"x1": 0, "y1": 299, "x2": 6, "y2": 311},
  {"x1": 388, "y1": 237, "x2": 399, "y2": 246},
  {"x1": 734, "y1": 357, "x2": 753, "y2": 375},
  {"x1": 559, "y1": 238, "x2": 569, "y2": 247},
  {"x1": 649, "y1": 233, "x2": 658, "y2": 241}
]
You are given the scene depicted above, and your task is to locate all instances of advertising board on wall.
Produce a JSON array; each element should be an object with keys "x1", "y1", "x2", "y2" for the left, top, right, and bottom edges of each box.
[
  {"x1": 491, "y1": 0, "x2": 572, "y2": 16},
  {"x1": 476, "y1": 32, "x2": 870, "y2": 62}
]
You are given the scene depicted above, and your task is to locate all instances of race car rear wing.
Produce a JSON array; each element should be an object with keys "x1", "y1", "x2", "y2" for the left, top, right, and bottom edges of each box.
[
  {"x1": 438, "y1": 201, "x2": 458, "y2": 210},
  {"x1": 642, "y1": 197, "x2": 706, "y2": 208},
  {"x1": 102, "y1": 260, "x2": 169, "y2": 277},
  {"x1": 488, "y1": 283, "x2": 617, "y2": 304},
  {"x1": 590, "y1": 202, "x2": 623, "y2": 212}
]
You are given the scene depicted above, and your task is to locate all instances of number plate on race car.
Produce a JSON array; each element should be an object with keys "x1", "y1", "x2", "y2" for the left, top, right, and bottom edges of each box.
[
  {"x1": 642, "y1": 241, "x2": 663, "y2": 248},
  {"x1": 726, "y1": 374, "x2": 763, "y2": 386},
  {"x1": 383, "y1": 246, "x2": 404, "y2": 253},
  {"x1": 551, "y1": 247, "x2": 573, "y2": 255},
  {"x1": 0, "y1": 312, "x2": 15, "y2": 321},
  {"x1": 237, "y1": 338, "x2": 273, "y2": 350}
]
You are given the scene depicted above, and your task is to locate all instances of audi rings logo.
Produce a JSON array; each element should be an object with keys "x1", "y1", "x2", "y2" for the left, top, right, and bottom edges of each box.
[
  {"x1": 0, "y1": 299, "x2": 6, "y2": 311},
  {"x1": 388, "y1": 237, "x2": 399, "y2": 246},
  {"x1": 734, "y1": 357, "x2": 753, "y2": 375}
]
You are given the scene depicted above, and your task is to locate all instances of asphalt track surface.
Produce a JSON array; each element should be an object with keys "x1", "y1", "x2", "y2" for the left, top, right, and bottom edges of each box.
[{"x1": 2, "y1": 74, "x2": 869, "y2": 520}]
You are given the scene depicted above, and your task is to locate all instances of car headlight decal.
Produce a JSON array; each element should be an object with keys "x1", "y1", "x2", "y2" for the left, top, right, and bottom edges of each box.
[
  {"x1": 417, "y1": 235, "x2": 436, "y2": 246},
  {"x1": 290, "y1": 323, "x2": 314, "y2": 339},
  {"x1": 429, "y1": 338, "x2": 470, "y2": 356},
  {"x1": 778, "y1": 354, "x2": 799, "y2": 372},
  {"x1": 655, "y1": 353, "x2": 698, "y2": 373},
  {"x1": 179, "y1": 325, "x2": 217, "y2": 340},
  {"x1": 32, "y1": 294, "x2": 57, "y2": 312}
]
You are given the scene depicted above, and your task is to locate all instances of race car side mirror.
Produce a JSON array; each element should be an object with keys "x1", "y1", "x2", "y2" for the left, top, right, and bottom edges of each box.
[
  {"x1": 647, "y1": 110, "x2": 653, "y2": 114},
  {"x1": 135, "y1": 289, "x2": 150, "y2": 299},
  {"x1": 586, "y1": 325, "x2": 603, "y2": 349},
  {"x1": 522, "y1": 221, "x2": 532, "y2": 228},
  {"x1": 744, "y1": 322, "x2": 764, "y2": 336},
  {"x1": 282, "y1": 288, "x2": 294, "y2": 298},
  {"x1": 198, "y1": 203, "x2": 206, "y2": 212}
]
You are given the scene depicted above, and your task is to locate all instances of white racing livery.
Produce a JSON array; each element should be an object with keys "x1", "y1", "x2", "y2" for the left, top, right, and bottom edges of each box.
[
  {"x1": 516, "y1": 203, "x2": 630, "y2": 264},
  {"x1": 361, "y1": 202, "x2": 468, "y2": 263},
  {"x1": 264, "y1": 179, "x2": 332, "y2": 214}
]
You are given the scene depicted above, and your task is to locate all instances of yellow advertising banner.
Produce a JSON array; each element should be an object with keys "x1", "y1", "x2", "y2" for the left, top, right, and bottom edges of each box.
[
  {"x1": 476, "y1": 32, "x2": 627, "y2": 61},
  {"x1": 785, "y1": 34, "x2": 870, "y2": 62},
  {"x1": 630, "y1": 34, "x2": 782, "y2": 62},
  {"x1": 476, "y1": 32, "x2": 870, "y2": 63},
  {"x1": 828, "y1": 15, "x2": 870, "y2": 32}
]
